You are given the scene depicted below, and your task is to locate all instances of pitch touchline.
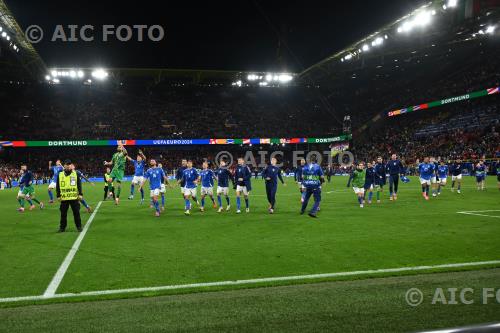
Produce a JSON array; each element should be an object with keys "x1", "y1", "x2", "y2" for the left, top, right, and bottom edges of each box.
[
  {"x1": 1, "y1": 259, "x2": 499, "y2": 303},
  {"x1": 43, "y1": 201, "x2": 103, "y2": 297}
]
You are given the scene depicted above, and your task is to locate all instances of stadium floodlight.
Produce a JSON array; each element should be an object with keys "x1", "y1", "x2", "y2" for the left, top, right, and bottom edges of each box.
[
  {"x1": 69, "y1": 70, "x2": 77, "y2": 78},
  {"x1": 91, "y1": 68, "x2": 109, "y2": 80},
  {"x1": 45, "y1": 75, "x2": 51, "y2": 81},
  {"x1": 247, "y1": 74, "x2": 256, "y2": 81},
  {"x1": 371, "y1": 37, "x2": 384, "y2": 47},
  {"x1": 53, "y1": 78, "x2": 60, "y2": 84},
  {"x1": 77, "y1": 70, "x2": 84, "y2": 78},
  {"x1": 0, "y1": 26, "x2": 2, "y2": 32},
  {"x1": 362, "y1": 44, "x2": 370, "y2": 52},
  {"x1": 1, "y1": 31, "x2": 6, "y2": 38},
  {"x1": 259, "y1": 81, "x2": 268, "y2": 86},
  {"x1": 278, "y1": 74, "x2": 293, "y2": 83},
  {"x1": 415, "y1": 11, "x2": 432, "y2": 27},
  {"x1": 51, "y1": 70, "x2": 57, "y2": 77},
  {"x1": 344, "y1": 54, "x2": 353, "y2": 61},
  {"x1": 6, "y1": 35, "x2": 10, "y2": 41},
  {"x1": 447, "y1": 0, "x2": 457, "y2": 8},
  {"x1": 486, "y1": 26, "x2": 496, "y2": 34},
  {"x1": 265, "y1": 74, "x2": 273, "y2": 81}
]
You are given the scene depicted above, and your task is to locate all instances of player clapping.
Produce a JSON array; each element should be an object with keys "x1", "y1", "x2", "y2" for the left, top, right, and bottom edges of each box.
[
  {"x1": 199, "y1": 161, "x2": 217, "y2": 212},
  {"x1": 179, "y1": 160, "x2": 199, "y2": 215},
  {"x1": 215, "y1": 160, "x2": 232, "y2": 213}
]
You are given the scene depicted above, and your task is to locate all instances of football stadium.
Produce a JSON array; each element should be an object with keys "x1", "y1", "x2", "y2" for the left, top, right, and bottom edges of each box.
[{"x1": 0, "y1": 0, "x2": 499, "y2": 332}]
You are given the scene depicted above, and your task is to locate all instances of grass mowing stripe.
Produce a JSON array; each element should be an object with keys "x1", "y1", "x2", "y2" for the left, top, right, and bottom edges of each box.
[
  {"x1": 43, "y1": 201, "x2": 102, "y2": 297},
  {"x1": 2, "y1": 259, "x2": 499, "y2": 303}
]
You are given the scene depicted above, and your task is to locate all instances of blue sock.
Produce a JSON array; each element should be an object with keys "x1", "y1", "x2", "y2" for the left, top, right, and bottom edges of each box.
[
  {"x1": 301, "y1": 191, "x2": 306, "y2": 200},
  {"x1": 185, "y1": 199, "x2": 191, "y2": 210},
  {"x1": 153, "y1": 200, "x2": 160, "y2": 212},
  {"x1": 357, "y1": 196, "x2": 362, "y2": 204},
  {"x1": 217, "y1": 195, "x2": 222, "y2": 207},
  {"x1": 368, "y1": 192, "x2": 373, "y2": 201},
  {"x1": 458, "y1": 184, "x2": 461, "y2": 190},
  {"x1": 201, "y1": 198, "x2": 205, "y2": 207},
  {"x1": 245, "y1": 198, "x2": 249, "y2": 208},
  {"x1": 140, "y1": 188, "x2": 144, "y2": 200},
  {"x1": 48, "y1": 190, "x2": 54, "y2": 201},
  {"x1": 81, "y1": 199, "x2": 89, "y2": 209},
  {"x1": 226, "y1": 196, "x2": 230, "y2": 205},
  {"x1": 237, "y1": 197, "x2": 241, "y2": 209},
  {"x1": 130, "y1": 184, "x2": 135, "y2": 195},
  {"x1": 161, "y1": 194, "x2": 165, "y2": 207},
  {"x1": 27, "y1": 199, "x2": 34, "y2": 206}
]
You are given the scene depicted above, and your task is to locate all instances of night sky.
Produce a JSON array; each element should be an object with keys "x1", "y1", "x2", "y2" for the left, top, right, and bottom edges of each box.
[{"x1": 7, "y1": 0, "x2": 422, "y2": 72}]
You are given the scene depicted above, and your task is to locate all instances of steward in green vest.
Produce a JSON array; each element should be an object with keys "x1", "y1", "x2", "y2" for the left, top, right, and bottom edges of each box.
[{"x1": 56, "y1": 160, "x2": 83, "y2": 233}]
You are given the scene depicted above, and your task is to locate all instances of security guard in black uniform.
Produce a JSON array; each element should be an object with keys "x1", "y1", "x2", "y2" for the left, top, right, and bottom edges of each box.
[{"x1": 56, "y1": 160, "x2": 83, "y2": 232}]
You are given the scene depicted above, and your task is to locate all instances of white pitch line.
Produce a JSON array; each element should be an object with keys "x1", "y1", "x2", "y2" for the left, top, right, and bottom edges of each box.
[
  {"x1": 42, "y1": 201, "x2": 102, "y2": 298},
  {"x1": 457, "y1": 210, "x2": 500, "y2": 219},
  {"x1": 1, "y1": 259, "x2": 499, "y2": 303}
]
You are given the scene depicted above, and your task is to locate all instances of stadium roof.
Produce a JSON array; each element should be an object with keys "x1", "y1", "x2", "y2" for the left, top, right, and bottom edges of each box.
[
  {"x1": 0, "y1": 0, "x2": 46, "y2": 79},
  {"x1": 299, "y1": 0, "x2": 500, "y2": 83}
]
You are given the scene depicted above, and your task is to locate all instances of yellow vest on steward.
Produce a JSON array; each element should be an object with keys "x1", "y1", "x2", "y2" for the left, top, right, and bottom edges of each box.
[{"x1": 58, "y1": 170, "x2": 79, "y2": 201}]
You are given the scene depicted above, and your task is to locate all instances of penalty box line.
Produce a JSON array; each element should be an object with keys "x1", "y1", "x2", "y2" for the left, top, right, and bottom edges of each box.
[
  {"x1": 43, "y1": 201, "x2": 103, "y2": 297},
  {"x1": 1, "y1": 259, "x2": 499, "y2": 303}
]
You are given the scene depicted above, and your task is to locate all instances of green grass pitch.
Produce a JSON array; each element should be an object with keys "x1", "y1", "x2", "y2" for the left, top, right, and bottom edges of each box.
[{"x1": 0, "y1": 176, "x2": 499, "y2": 331}]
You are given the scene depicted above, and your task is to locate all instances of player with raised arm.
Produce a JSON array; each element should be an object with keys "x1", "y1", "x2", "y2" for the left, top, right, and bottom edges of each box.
[
  {"x1": 347, "y1": 162, "x2": 366, "y2": 208},
  {"x1": 104, "y1": 144, "x2": 128, "y2": 205},
  {"x1": 418, "y1": 157, "x2": 433, "y2": 201},
  {"x1": 179, "y1": 160, "x2": 199, "y2": 215},
  {"x1": 437, "y1": 160, "x2": 449, "y2": 195},
  {"x1": 48, "y1": 160, "x2": 63, "y2": 203},
  {"x1": 262, "y1": 157, "x2": 286, "y2": 214},
  {"x1": 16, "y1": 164, "x2": 44, "y2": 212},
  {"x1": 199, "y1": 161, "x2": 217, "y2": 212},
  {"x1": 140, "y1": 159, "x2": 167, "y2": 217},
  {"x1": 234, "y1": 157, "x2": 252, "y2": 214},
  {"x1": 450, "y1": 159, "x2": 463, "y2": 194},
  {"x1": 127, "y1": 150, "x2": 146, "y2": 204},
  {"x1": 300, "y1": 155, "x2": 324, "y2": 217},
  {"x1": 475, "y1": 160, "x2": 486, "y2": 191}
]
